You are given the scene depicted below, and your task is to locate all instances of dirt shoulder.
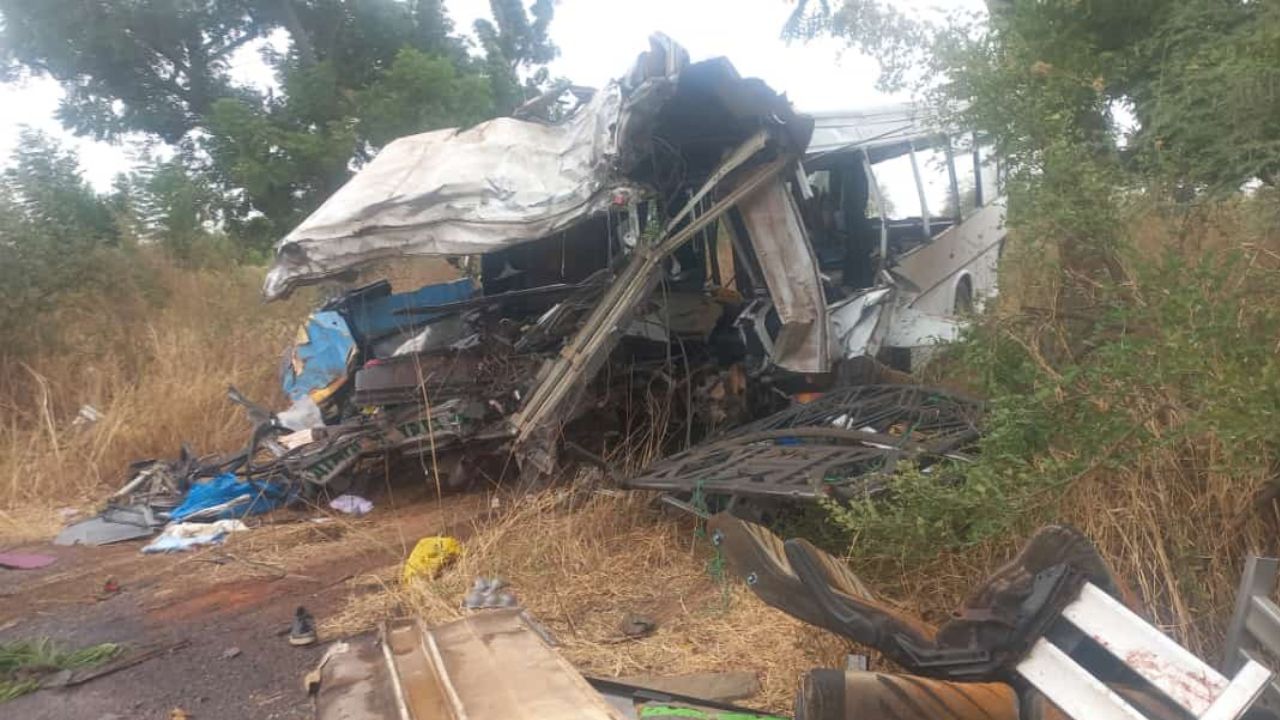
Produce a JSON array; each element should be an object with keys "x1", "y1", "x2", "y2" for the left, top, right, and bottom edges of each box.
[{"x1": 0, "y1": 490, "x2": 489, "y2": 720}]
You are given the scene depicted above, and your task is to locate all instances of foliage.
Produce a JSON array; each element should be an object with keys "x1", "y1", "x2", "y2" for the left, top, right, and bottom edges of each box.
[
  {"x1": 0, "y1": 0, "x2": 264, "y2": 142},
  {"x1": 0, "y1": 0, "x2": 560, "y2": 247},
  {"x1": 0, "y1": 638, "x2": 120, "y2": 701},
  {"x1": 0, "y1": 131, "x2": 128, "y2": 347},
  {"x1": 473, "y1": 0, "x2": 558, "y2": 113},
  {"x1": 789, "y1": 2, "x2": 1280, "y2": 626}
]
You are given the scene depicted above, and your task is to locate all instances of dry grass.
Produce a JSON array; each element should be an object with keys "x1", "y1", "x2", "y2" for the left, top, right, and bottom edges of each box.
[
  {"x1": 0, "y1": 258, "x2": 305, "y2": 525},
  {"x1": 0, "y1": 254, "x2": 463, "y2": 530},
  {"x1": 323, "y1": 489, "x2": 847, "y2": 713}
]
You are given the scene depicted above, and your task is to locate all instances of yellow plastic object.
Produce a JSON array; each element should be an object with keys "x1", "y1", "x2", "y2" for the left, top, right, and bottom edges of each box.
[{"x1": 402, "y1": 536, "x2": 462, "y2": 583}]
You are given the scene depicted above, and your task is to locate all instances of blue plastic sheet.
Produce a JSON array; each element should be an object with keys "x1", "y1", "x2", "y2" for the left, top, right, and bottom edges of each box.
[
  {"x1": 282, "y1": 310, "x2": 357, "y2": 404},
  {"x1": 170, "y1": 473, "x2": 292, "y2": 522}
]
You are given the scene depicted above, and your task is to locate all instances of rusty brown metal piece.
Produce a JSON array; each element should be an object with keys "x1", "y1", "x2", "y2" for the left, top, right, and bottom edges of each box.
[{"x1": 794, "y1": 669, "x2": 1018, "y2": 720}]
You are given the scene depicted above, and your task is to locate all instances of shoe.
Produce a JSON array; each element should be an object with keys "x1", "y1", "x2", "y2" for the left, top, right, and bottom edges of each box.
[{"x1": 290, "y1": 606, "x2": 317, "y2": 646}]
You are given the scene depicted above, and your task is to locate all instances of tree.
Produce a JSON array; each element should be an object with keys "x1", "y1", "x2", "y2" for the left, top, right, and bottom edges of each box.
[
  {"x1": 0, "y1": 0, "x2": 266, "y2": 142},
  {"x1": 0, "y1": 131, "x2": 121, "y2": 342},
  {"x1": 126, "y1": 151, "x2": 225, "y2": 261},
  {"x1": 0, "y1": 0, "x2": 562, "y2": 249},
  {"x1": 787, "y1": 0, "x2": 1280, "y2": 194},
  {"x1": 474, "y1": 0, "x2": 558, "y2": 113}
]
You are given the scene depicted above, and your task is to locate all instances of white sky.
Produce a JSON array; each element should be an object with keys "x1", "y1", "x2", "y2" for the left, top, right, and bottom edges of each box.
[{"x1": 0, "y1": 0, "x2": 985, "y2": 206}]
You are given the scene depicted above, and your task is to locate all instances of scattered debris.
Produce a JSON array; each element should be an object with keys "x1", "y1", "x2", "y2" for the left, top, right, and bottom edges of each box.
[
  {"x1": 0, "y1": 552, "x2": 56, "y2": 570},
  {"x1": 462, "y1": 576, "x2": 518, "y2": 610},
  {"x1": 140, "y1": 519, "x2": 249, "y2": 554},
  {"x1": 290, "y1": 606, "x2": 317, "y2": 647},
  {"x1": 711, "y1": 515, "x2": 1276, "y2": 720},
  {"x1": 328, "y1": 494, "x2": 373, "y2": 517},
  {"x1": 220, "y1": 647, "x2": 241, "y2": 660},
  {"x1": 95, "y1": 577, "x2": 121, "y2": 601},
  {"x1": 54, "y1": 505, "x2": 160, "y2": 547},
  {"x1": 169, "y1": 473, "x2": 290, "y2": 523},
  {"x1": 402, "y1": 536, "x2": 462, "y2": 584},
  {"x1": 71, "y1": 404, "x2": 103, "y2": 429},
  {"x1": 304, "y1": 641, "x2": 350, "y2": 695},
  {"x1": 314, "y1": 608, "x2": 786, "y2": 720}
]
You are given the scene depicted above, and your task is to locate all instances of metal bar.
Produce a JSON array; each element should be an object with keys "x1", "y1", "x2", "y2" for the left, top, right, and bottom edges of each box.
[
  {"x1": 663, "y1": 129, "x2": 769, "y2": 237},
  {"x1": 943, "y1": 135, "x2": 962, "y2": 223},
  {"x1": 1237, "y1": 649, "x2": 1280, "y2": 704},
  {"x1": 379, "y1": 625, "x2": 415, "y2": 720},
  {"x1": 1200, "y1": 661, "x2": 1272, "y2": 720},
  {"x1": 1224, "y1": 557, "x2": 1280, "y2": 673},
  {"x1": 861, "y1": 151, "x2": 889, "y2": 269},
  {"x1": 1016, "y1": 639, "x2": 1149, "y2": 720},
  {"x1": 1244, "y1": 595, "x2": 1280, "y2": 658},
  {"x1": 908, "y1": 143, "x2": 932, "y2": 239},
  {"x1": 1060, "y1": 583, "x2": 1228, "y2": 715}
]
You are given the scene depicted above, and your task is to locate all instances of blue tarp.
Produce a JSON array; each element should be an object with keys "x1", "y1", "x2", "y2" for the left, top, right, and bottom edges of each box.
[
  {"x1": 170, "y1": 473, "x2": 293, "y2": 522},
  {"x1": 282, "y1": 310, "x2": 357, "y2": 404},
  {"x1": 341, "y1": 278, "x2": 475, "y2": 344}
]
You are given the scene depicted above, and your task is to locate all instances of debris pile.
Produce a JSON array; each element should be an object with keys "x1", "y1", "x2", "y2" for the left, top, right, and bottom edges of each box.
[{"x1": 53, "y1": 34, "x2": 1007, "y2": 557}]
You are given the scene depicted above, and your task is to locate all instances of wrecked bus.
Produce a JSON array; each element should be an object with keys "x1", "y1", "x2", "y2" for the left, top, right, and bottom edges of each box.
[{"x1": 261, "y1": 35, "x2": 1004, "y2": 490}]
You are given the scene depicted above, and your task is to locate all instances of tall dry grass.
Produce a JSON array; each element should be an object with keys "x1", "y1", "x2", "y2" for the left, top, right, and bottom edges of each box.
[
  {"x1": 0, "y1": 255, "x2": 306, "y2": 531},
  {"x1": 0, "y1": 254, "x2": 465, "y2": 537}
]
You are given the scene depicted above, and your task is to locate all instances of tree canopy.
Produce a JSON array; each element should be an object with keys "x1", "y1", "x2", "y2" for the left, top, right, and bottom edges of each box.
[{"x1": 0, "y1": 0, "x2": 561, "y2": 251}]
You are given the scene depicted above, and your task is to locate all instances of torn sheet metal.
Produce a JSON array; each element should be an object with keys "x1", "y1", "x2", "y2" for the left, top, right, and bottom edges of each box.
[
  {"x1": 805, "y1": 102, "x2": 947, "y2": 162},
  {"x1": 263, "y1": 36, "x2": 690, "y2": 300},
  {"x1": 333, "y1": 278, "x2": 475, "y2": 346},
  {"x1": 737, "y1": 178, "x2": 828, "y2": 373},
  {"x1": 827, "y1": 287, "x2": 891, "y2": 360},
  {"x1": 511, "y1": 152, "x2": 793, "y2": 469},
  {"x1": 882, "y1": 304, "x2": 965, "y2": 349}
]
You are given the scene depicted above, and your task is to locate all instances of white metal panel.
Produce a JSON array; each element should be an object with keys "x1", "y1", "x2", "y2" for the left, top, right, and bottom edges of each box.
[
  {"x1": 737, "y1": 178, "x2": 829, "y2": 373},
  {"x1": 1201, "y1": 661, "x2": 1273, "y2": 720},
  {"x1": 1060, "y1": 583, "x2": 1229, "y2": 715},
  {"x1": 1016, "y1": 639, "x2": 1149, "y2": 720},
  {"x1": 893, "y1": 197, "x2": 1005, "y2": 318},
  {"x1": 827, "y1": 287, "x2": 890, "y2": 359}
]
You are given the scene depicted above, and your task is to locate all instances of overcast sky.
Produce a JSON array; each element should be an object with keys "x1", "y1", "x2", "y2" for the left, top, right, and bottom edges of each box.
[{"x1": 0, "y1": 0, "x2": 985, "y2": 191}]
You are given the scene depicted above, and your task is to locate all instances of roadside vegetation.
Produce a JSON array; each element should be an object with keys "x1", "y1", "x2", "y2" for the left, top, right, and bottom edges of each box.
[
  {"x1": 791, "y1": 0, "x2": 1280, "y2": 656},
  {"x1": 1, "y1": 0, "x2": 1278, "y2": 685},
  {"x1": 0, "y1": 639, "x2": 119, "y2": 701}
]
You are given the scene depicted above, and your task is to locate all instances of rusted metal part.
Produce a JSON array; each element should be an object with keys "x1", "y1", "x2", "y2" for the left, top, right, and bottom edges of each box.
[
  {"x1": 794, "y1": 669, "x2": 1018, "y2": 720},
  {"x1": 624, "y1": 385, "x2": 982, "y2": 502}
]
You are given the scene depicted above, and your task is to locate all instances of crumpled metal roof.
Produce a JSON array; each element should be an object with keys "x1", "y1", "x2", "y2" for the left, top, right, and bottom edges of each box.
[
  {"x1": 263, "y1": 35, "x2": 690, "y2": 300},
  {"x1": 804, "y1": 102, "x2": 948, "y2": 163}
]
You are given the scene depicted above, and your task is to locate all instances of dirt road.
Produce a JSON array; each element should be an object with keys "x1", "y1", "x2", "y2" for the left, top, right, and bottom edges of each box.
[{"x1": 0, "y1": 490, "x2": 489, "y2": 720}]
